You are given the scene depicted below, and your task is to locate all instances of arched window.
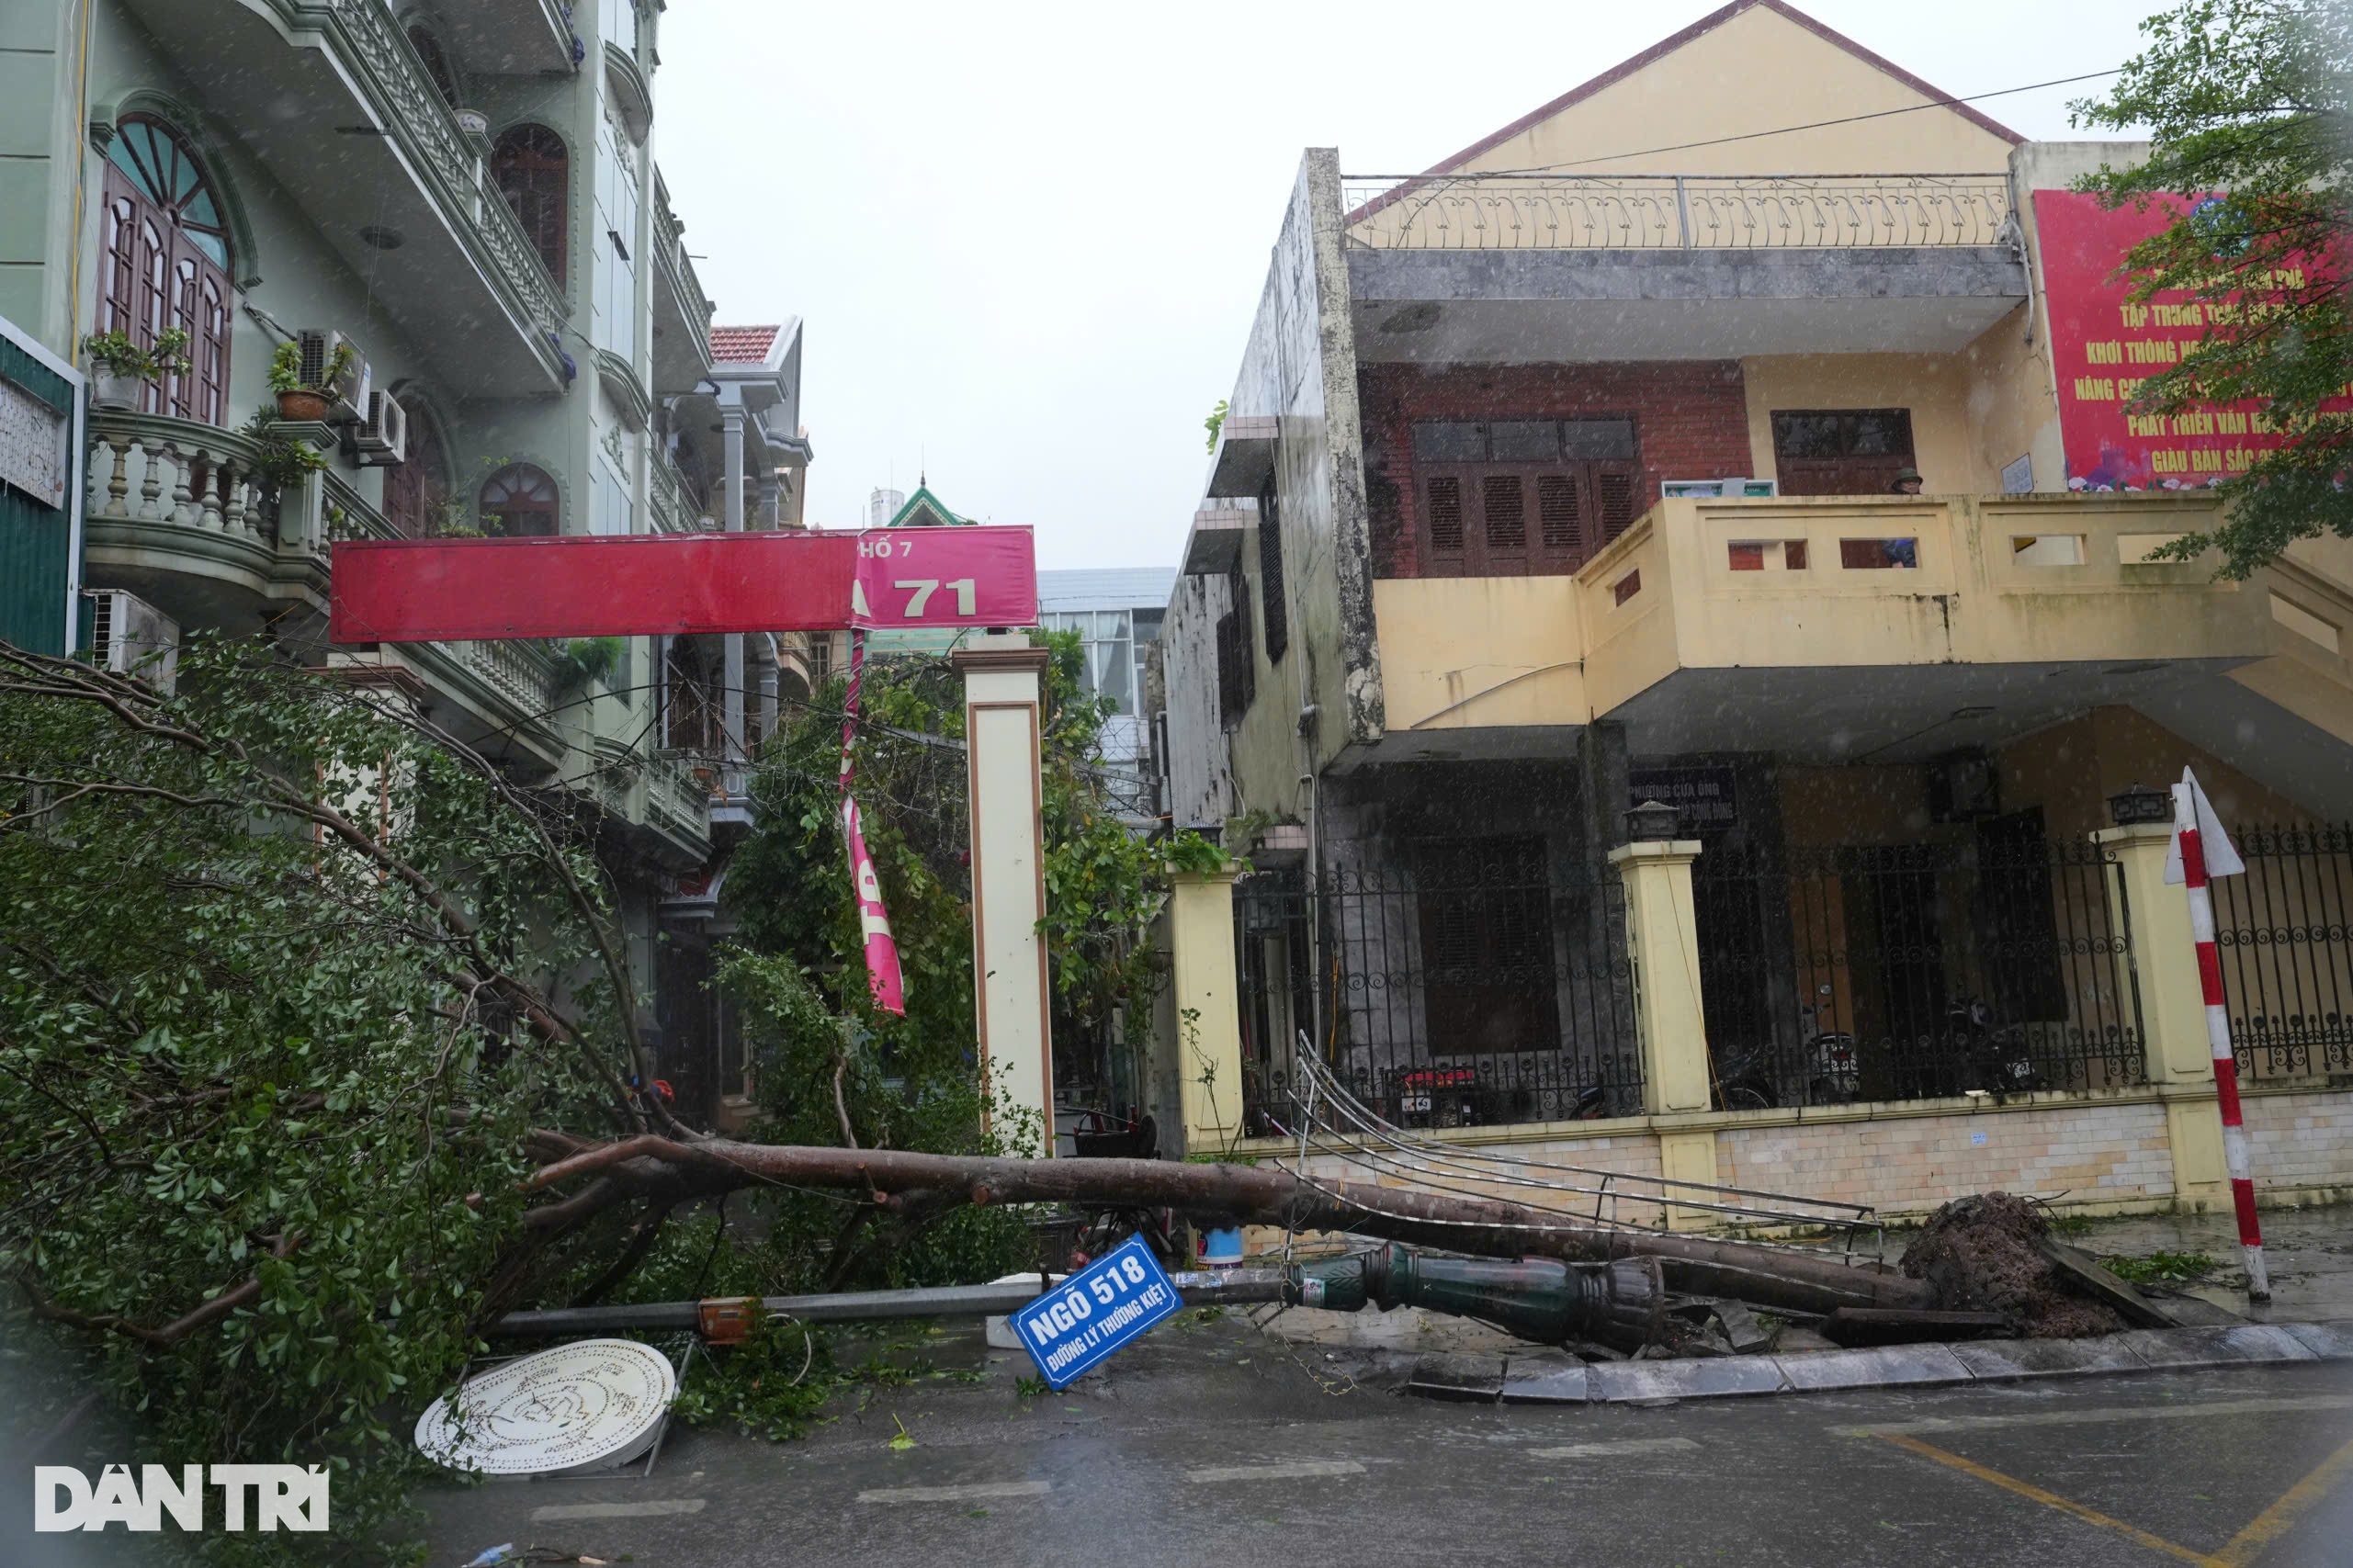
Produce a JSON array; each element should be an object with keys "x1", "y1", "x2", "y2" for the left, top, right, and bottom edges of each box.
[
  {"x1": 384, "y1": 394, "x2": 451, "y2": 538},
  {"x1": 406, "y1": 26, "x2": 460, "y2": 107},
  {"x1": 481, "y1": 463, "x2": 559, "y2": 537},
  {"x1": 492, "y1": 124, "x2": 569, "y2": 285},
  {"x1": 99, "y1": 116, "x2": 232, "y2": 425}
]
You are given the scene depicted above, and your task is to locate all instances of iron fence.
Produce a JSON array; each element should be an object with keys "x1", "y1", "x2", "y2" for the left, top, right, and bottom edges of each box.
[
  {"x1": 2212, "y1": 822, "x2": 2353, "y2": 1080},
  {"x1": 1690, "y1": 832, "x2": 2144, "y2": 1107},
  {"x1": 1234, "y1": 849, "x2": 1641, "y2": 1137},
  {"x1": 1341, "y1": 173, "x2": 2013, "y2": 252}
]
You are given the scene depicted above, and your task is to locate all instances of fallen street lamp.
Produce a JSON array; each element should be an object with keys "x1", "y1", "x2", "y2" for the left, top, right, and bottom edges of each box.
[{"x1": 1288, "y1": 1245, "x2": 1667, "y2": 1353}]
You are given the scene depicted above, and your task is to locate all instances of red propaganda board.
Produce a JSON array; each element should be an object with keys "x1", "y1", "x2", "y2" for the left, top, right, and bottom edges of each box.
[
  {"x1": 328, "y1": 525, "x2": 1037, "y2": 644},
  {"x1": 2033, "y1": 188, "x2": 2350, "y2": 493}
]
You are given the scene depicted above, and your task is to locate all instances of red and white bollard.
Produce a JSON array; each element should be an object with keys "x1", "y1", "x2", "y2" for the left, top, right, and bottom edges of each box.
[{"x1": 2171, "y1": 774, "x2": 2270, "y2": 1302}]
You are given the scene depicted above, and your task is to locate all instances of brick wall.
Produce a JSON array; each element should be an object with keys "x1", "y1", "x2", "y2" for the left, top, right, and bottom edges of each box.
[
  {"x1": 1714, "y1": 1102, "x2": 2177, "y2": 1213},
  {"x1": 1360, "y1": 361, "x2": 1754, "y2": 577},
  {"x1": 2242, "y1": 1090, "x2": 2353, "y2": 1190}
]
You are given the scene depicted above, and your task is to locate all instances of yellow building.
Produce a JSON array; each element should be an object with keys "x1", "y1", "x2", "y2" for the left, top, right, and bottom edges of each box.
[{"x1": 1162, "y1": 0, "x2": 2353, "y2": 1209}]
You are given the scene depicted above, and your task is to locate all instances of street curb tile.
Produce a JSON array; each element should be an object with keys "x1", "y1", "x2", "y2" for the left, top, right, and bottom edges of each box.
[
  {"x1": 1407, "y1": 1354, "x2": 1505, "y2": 1403},
  {"x1": 1589, "y1": 1357, "x2": 1789, "y2": 1402},
  {"x1": 1499, "y1": 1355, "x2": 1594, "y2": 1405},
  {"x1": 1773, "y1": 1344, "x2": 1975, "y2": 1392},
  {"x1": 1948, "y1": 1334, "x2": 2151, "y2": 1381},
  {"x1": 2111, "y1": 1324, "x2": 2318, "y2": 1369},
  {"x1": 2280, "y1": 1322, "x2": 2353, "y2": 1360}
]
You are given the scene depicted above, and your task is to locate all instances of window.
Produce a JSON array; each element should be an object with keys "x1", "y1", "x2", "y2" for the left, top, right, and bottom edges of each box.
[
  {"x1": 1257, "y1": 476, "x2": 1288, "y2": 663},
  {"x1": 1770, "y1": 409, "x2": 1916, "y2": 496},
  {"x1": 592, "y1": 116, "x2": 639, "y2": 355},
  {"x1": 1216, "y1": 570, "x2": 1254, "y2": 731},
  {"x1": 1040, "y1": 608, "x2": 1137, "y2": 714},
  {"x1": 99, "y1": 117, "x2": 233, "y2": 426},
  {"x1": 405, "y1": 26, "x2": 459, "y2": 107},
  {"x1": 492, "y1": 125, "x2": 568, "y2": 284},
  {"x1": 383, "y1": 394, "x2": 449, "y2": 537},
  {"x1": 1409, "y1": 419, "x2": 1639, "y2": 577},
  {"x1": 481, "y1": 463, "x2": 559, "y2": 537}
]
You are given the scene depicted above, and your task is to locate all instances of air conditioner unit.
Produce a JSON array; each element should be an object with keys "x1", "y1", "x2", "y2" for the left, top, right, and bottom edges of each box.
[
  {"x1": 354, "y1": 389, "x2": 408, "y2": 466},
  {"x1": 85, "y1": 590, "x2": 178, "y2": 694},
  {"x1": 297, "y1": 329, "x2": 371, "y2": 420}
]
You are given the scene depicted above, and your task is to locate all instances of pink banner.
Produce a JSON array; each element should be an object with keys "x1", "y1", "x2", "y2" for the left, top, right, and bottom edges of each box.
[{"x1": 837, "y1": 628, "x2": 906, "y2": 1015}]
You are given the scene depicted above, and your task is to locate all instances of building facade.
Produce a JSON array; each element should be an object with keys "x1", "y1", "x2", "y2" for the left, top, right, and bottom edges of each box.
[
  {"x1": 1162, "y1": 0, "x2": 2353, "y2": 1204},
  {"x1": 4, "y1": 0, "x2": 812, "y2": 1120}
]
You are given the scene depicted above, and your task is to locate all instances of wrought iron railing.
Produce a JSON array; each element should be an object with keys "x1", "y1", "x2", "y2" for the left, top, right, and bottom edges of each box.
[
  {"x1": 1235, "y1": 852, "x2": 1642, "y2": 1137},
  {"x1": 1341, "y1": 173, "x2": 2014, "y2": 251},
  {"x1": 2212, "y1": 822, "x2": 2353, "y2": 1079},
  {"x1": 1691, "y1": 834, "x2": 2144, "y2": 1107}
]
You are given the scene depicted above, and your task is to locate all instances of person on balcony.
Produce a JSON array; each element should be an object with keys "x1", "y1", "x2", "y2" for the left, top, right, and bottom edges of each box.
[{"x1": 1889, "y1": 467, "x2": 1925, "y2": 495}]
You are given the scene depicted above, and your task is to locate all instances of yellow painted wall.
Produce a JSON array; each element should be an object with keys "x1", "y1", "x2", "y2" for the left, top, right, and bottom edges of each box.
[
  {"x1": 1740, "y1": 307, "x2": 2061, "y2": 498},
  {"x1": 1446, "y1": 4, "x2": 2015, "y2": 178},
  {"x1": 1371, "y1": 577, "x2": 1589, "y2": 730}
]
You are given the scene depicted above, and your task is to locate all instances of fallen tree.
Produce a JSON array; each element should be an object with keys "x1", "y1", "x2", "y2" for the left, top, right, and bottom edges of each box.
[{"x1": 507, "y1": 1134, "x2": 1934, "y2": 1314}]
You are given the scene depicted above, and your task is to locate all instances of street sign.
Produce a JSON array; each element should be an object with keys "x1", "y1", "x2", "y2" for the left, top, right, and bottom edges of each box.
[
  {"x1": 1012, "y1": 1235, "x2": 1183, "y2": 1389},
  {"x1": 328, "y1": 525, "x2": 1037, "y2": 644}
]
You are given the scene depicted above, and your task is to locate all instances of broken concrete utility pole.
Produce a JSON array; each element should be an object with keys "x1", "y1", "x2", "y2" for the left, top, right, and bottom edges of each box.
[{"x1": 522, "y1": 1137, "x2": 1930, "y2": 1317}]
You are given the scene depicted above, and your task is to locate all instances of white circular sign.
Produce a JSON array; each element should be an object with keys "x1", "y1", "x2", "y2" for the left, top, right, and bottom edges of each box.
[{"x1": 414, "y1": 1338, "x2": 678, "y2": 1475}]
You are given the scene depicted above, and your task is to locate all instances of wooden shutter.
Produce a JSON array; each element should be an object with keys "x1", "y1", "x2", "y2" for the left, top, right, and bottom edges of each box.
[
  {"x1": 1481, "y1": 473, "x2": 1526, "y2": 550},
  {"x1": 1426, "y1": 475, "x2": 1464, "y2": 554},
  {"x1": 1596, "y1": 466, "x2": 1638, "y2": 540},
  {"x1": 1537, "y1": 473, "x2": 1581, "y2": 552}
]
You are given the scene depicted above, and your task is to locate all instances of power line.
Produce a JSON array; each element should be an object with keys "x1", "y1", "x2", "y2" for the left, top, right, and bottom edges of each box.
[{"x1": 1455, "y1": 67, "x2": 2126, "y2": 176}]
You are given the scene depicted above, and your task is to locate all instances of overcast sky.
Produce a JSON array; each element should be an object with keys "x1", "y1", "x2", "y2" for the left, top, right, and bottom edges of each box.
[{"x1": 659, "y1": 1, "x2": 2158, "y2": 570}]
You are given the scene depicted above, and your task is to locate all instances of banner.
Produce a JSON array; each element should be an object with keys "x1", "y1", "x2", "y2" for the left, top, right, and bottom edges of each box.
[
  {"x1": 837, "y1": 626, "x2": 906, "y2": 1016},
  {"x1": 2033, "y1": 188, "x2": 2350, "y2": 493}
]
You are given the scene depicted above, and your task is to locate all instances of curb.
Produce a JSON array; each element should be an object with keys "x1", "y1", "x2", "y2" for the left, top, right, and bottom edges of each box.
[{"x1": 1404, "y1": 1320, "x2": 2353, "y2": 1406}]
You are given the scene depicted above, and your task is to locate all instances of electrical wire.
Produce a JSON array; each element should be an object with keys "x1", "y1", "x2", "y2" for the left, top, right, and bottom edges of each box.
[{"x1": 1426, "y1": 68, "x2": 2127, "y2": 177}]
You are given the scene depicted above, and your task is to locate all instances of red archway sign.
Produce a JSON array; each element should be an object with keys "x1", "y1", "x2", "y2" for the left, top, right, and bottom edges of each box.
[
  {"x1": 329, "y1": 526, "x2": 1040, "y2": 1019},
  {"x1": 328, "y1": 526, "x2": 1038, "y2": 642}
]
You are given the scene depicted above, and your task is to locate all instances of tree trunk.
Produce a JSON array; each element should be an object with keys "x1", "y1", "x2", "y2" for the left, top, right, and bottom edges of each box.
[{"x1": 530, "y1": 1138, "x2": 1931, "y2": 1314}]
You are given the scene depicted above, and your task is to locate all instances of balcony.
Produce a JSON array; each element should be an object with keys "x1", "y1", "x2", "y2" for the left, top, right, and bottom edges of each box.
[
  {"x1": 1575, "y1": 492, "x2": 2272, "y2": 761},
  {"x1": 652, "y1": 170, "x2": 717, "y2": 396},
  {"x1": 1339, "y1": 173, "x2": 2027, "y2": 362},
  {"x1": 649, "y1": 451, "x2": 712, "y2": 536},
  {"x1": 83, "y1": 408, "x2": 571, "y2": 767},
  {"x1": 117, "y1": 0, "x2": 570, "y2": 395},
  {"x1": 433, "y1": 0, "x2": 577, "y2": 75}
]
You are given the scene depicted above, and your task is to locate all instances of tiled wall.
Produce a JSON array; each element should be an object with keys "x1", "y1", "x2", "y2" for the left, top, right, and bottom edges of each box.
[
  {"x1": 1714, "y1": 1103, "x2": 2176, "y2": 1213},
  {"x1": 2242, "y1": 1091, "x2": 2353, "y2": 1190}
]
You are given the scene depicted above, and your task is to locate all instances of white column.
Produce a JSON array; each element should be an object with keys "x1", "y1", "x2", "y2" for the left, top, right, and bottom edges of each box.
[
  {"x1": 719, "y1": 402, "x2": 746, "y2": 765},
  {"x1": 952, "y1": 632, "x2": 1055, "y2": 1154}
]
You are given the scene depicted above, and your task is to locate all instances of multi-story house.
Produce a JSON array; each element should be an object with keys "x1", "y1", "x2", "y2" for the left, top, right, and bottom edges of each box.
[
  {"x1": 3, "y1": 0, "x2": 810, "y2": 1114},
  {"x1": 1164, "y1": 0, "x2": 2353, "y2": 1193}
]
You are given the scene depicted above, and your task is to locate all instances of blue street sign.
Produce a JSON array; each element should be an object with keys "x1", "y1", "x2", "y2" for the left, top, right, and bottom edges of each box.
[{"x1": 1012, "y1": 1235, "x2": 1183, "y2": 1389}]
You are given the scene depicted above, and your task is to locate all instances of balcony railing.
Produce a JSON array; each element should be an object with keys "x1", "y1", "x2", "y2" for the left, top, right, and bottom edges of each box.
[
  {"x1": 653, "y1": 172, "x2": 716, "y2": 363},
  {"x1": 1341, "y1": 173, "x2": 2013, "y2": 251},
  {"x1": 278, "y1": 1, "x2": 569, "y2": 340},
  {"x1": 649, "y1": 453, "x2": 710, "y2": 536}
]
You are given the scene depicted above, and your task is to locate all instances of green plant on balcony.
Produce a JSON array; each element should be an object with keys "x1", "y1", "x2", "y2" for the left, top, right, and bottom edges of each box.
[
  {"x1": 551, "y1": 635, "x2": 625, "y2": 693},
  {"x1": 266, "y1": 338, "x2": 356, "y2": 422},
  {"x1": 239, "y1": 405, "x2": 331, "y2": 507},
  {"x1": 81, "y1": 328, "x2": 190, "y2": 411}
]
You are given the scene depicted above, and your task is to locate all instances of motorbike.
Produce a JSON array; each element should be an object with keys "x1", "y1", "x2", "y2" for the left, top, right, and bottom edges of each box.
[{"x1": 1950, "y1": 997, "x2": 2042, "y2": 1101}]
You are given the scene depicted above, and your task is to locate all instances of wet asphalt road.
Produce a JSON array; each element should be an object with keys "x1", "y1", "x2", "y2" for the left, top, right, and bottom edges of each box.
[{"x1": 420, "y1": 1319, "x2": 2353, "y2": 1568}]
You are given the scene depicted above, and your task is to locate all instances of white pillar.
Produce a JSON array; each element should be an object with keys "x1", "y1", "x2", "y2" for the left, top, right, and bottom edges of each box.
[
  {"x1": 952, "y1": 632, "x2": 1054, "y2": 1154},
  {"x1": 719, "y1": 402, "x2": 746, "y2": 766}
]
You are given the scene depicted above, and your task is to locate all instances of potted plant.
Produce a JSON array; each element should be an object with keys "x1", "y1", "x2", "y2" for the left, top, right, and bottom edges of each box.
[
  {"x1": 267, "y1": 339, "x2": 356, "y2": 422},
  {"x1": 241, "y1": 406, "x2": 330, "y2": 523},
  {"x1": 82, "y1": 328, "x2": 191, "y2": 411}
]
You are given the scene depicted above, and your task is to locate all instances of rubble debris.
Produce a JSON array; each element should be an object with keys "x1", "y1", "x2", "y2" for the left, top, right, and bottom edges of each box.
[
  {"x1": 2039, "y1": 1239, "x2": 2201, "y2": 1328},
  {"x1": 1899, "y1": 1193, "x2": 2127, "y2": 1338},
  {"x1": 1712, "y1": 1303, "x2": 1772, "y2": 1354}
]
